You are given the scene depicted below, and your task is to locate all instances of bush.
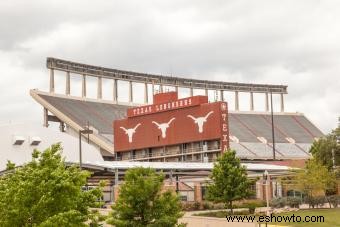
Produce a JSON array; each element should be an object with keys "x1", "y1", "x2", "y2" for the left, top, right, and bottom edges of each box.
[
  {"x1": 247, "y1": 203, "x2": 256, "y2": 214},
  {"x1": 233, "y1": 210, "x2": 250, "y2": 215},
  {"x1": 194, "y1": 211, "x2": 227, "y2": 218},
  {"x1": 181, "y1": 202, "x2": 202, "y2": 211},
  {"x1": 232, "y1": 200, "x2": 266, "y2": 209},
  {"x1": 270, "y1": 197, "x2": 302, "y2": 208},
  {"x1": 287, "y1": 197, "x2": 301, "y2": 208},
  {"x1": 202, "y1": 202, "x2": 212, "y2": 210},
  {"x1": 212, "y1": 203, "x2": 225, "y2": 210},
  {"x1": 305, "y1": 196, "x2": 326, "y2": 208},
  {"x1": 181, "y1": 203, "x2": 193, "y2": 211},
  {"x1": 195, "y1": 210, "x2": 251, "y2": 217},
  {"x1": 270, "y1": 197, "x2": 286, "y2": 208},
  {"x1": 242, "y1": 200, "x2": 266, "y2": 214},
  {"x1": 193, "y1": 201, "x2": 201, "y2": 210},
  {"x1": 327, "y1": 195, "x2": 340, "y2": 208}
]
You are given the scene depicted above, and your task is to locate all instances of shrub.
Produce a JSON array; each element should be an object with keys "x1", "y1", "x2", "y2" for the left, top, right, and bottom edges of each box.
[
  {"x1": 287, "y1": 197, "x2": 301, "y2": 208},
  {"x1": 232, "y1": 210, "x2": 250, "y2": 215},
  {"x1": 305, "y1": 196, "x2": 326, "y2": 208},
  {"x1": 195, "y1": 210, "x2": 251, "y2": 217},
  {"x1": 242, "y1": 200, "x2": 266, "y2": 214},
  {"x1": 270, "y1": 197, "x2": 286, "y2": 208},
  {"x1": 212, "y1": 203, "x2": 225, "y2": 210},
  {"x1": 181, "y1": 203, "x2": 193, "y2": 211},
  {"x1": 194, "y1": 211, "x2": 227, "y2": 218},
  {"x1": 193, "y1": 201, "x2": 201, "y2": 210},
  {"x1": 245, "y1": 200, "x2": 266, "y2": 208},
  {"x1": 202, "y1": 202, "x2": 212, "y2": 210},
  {"x1": 327, "y1": 195, "x2": 340, "y2": 208}
]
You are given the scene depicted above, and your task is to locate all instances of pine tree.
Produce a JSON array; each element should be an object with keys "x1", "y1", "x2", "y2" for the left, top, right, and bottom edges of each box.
[
  {"x1": 206, "y1": 150, "x2": 252, "y2": 214},
  {"x1": 107, "y1": 167, "x2": 184, "y2": 227}
]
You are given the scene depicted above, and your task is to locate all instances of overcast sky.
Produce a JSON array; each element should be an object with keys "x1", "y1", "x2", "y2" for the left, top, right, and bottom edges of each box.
[{"x1": 0, "y1": 0, "x2": 339, "y2": 133}]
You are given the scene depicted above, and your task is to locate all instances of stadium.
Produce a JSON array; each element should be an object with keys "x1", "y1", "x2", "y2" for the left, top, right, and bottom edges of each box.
[{"x1": 26, "y1": 57, "x2": 324, "y2": 202}]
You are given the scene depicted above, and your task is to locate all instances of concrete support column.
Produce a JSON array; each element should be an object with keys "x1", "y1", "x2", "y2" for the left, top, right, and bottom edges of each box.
[
  {"x1": 194, "y1": 183, "x2": 202, "y2": 203},
  {"x1": 175, "y1": 85, "x2": 178, "y2": 94},
  {"x1": 49, "y1": 69, "x2": 55, "y2": 93},
  {"x1": 189, "y1": 87, "x2": 193, "y2": 97},
  {"x1": 205, "y1": 89, "x2": 208, "y2": 97},
  {"x1": 235, "y1": 91, "x2": 239, "y2": 111},
  {"x1": 280, "y1": 93, "x2": 284, "y2": 112},
  {"x1": 66, "y1": 71, "x2": 70, "y2": 95},
  {"x1": 265, "y1": 92, "x2": 269, "y2": 112},
  {"x1": 250, "y1": 92, "x2": 254, "y2": 111},
  {"x1": 82, "y1": 74, "x2": 86, "y2": 98},
  {"x1": 152, "y1": 82, "x2": 155, "y2": 96},
  {"x1": 159, "y1": 84, "x2": 163, "y2": 93},
  {"x1": 220, "y1": 90, "x2": 224, "y2": 101},
  {"x1": 113, "y1": 185, "x2": 120, "y2": 202},
  {"x1": 115, "y1": 168, "x2": 119, "y2": 186},
  {"x1": 128, "y1": 81, "x2": 133, "y2": 103},
  {"x1": 113, "y1": 79, "x2": 118, "y2": 102},
  {"x1": 169, "y1": 169, "x2": 173, "y2": 184},
  {"x1": 144, "y1": 83, "x2": 148, "y2": 104},
  {"x1": 97, "y1": 77, "x2": 102, "y2": 99},
  {"x1": 43, "y1": 107, "x2": 49, "y2": 127}
]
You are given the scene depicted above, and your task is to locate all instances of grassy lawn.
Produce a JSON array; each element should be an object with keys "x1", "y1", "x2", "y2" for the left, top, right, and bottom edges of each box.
[
  {"x1": 271, "y1": 208, "x2": 340, "y2": 227},
  {"x1": 194, "y1": 208, "x2": 340, "y2": 227}
]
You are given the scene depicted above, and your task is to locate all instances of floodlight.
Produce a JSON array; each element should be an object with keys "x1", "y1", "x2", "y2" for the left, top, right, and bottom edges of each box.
[{"x1": 13, "y1": 135, "x2": 25, "y2": 145}]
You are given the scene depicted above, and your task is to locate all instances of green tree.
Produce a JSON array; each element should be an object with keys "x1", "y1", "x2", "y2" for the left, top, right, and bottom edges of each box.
[
  {"x1": 206, "y1": 150, "x2": 252, "y2": 214},
  {"x1": 107, "y1": 167, "x2": 184, "y2": 227},
  {"x1": 295, "y1": 158, "x2": 336, "y2": 200},
  {"x1": 0, "y1": 143, "x2": 103, "y2": 227},
  {"x1": 310, "y1": 127, "x2": 340, "y2": 171}
]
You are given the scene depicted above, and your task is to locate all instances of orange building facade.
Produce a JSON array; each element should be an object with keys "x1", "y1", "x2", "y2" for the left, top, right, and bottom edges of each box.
[{"x1": 113, "y1": 92, "x2": 229, "y2": 162}]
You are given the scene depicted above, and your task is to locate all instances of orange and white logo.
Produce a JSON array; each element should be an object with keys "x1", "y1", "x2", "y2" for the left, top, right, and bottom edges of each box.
[
  {"x1": 120, "y1": 123, "x2": 141, "y2": 143},
  {"x1": 187, "y1": 111, "x2": 214, "y2": 133},
  {"x1": 152, "y1": 118, "x2": 176, "y2": 138}
]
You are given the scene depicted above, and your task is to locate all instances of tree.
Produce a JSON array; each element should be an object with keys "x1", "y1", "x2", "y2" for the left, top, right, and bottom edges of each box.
[
  {"x1": 310, "y1": 127, "x2": 340, "y2": 171},
  {"x1": 107, "y1": 167, "x2": 184, "y2": 227},
  {"x1": 309, "y1": 126, "x2": 340, "y2": 194},
  {"x1": 206, "y1": 150, "x2": 252, "y2": 214},
  {"x1": 295, "y1": 158, "x2": 336, "y2": 201},
  {"x1": 0, "y1": 143, "x2": 103, "y2": 227}
]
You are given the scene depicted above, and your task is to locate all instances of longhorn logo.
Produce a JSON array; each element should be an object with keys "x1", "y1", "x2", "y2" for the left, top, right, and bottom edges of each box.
[
  {"x1": 187, "y1": 111, "x2": 214, "y2": 133},
  {"x1": 120, "y1": 123, "x2": 141, "y2": 143},
  {"x1": 152, "y1": 118, "x2": 176, "y2": 138}
]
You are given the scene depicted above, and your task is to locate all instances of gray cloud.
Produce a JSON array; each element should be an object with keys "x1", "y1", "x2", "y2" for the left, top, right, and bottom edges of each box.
[{"x1": 0, "y1": 0, "x2": 339, "y2": 133}]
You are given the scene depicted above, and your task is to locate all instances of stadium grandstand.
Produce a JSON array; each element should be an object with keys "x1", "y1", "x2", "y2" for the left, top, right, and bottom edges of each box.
[{"x1": 30, "y1": 57, "x2": 323, "y2": 163}]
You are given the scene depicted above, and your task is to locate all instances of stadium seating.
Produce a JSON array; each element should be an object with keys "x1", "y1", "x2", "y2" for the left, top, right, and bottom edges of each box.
[{"x1": 36, "y1": 93, "x2": 323, "y2": 160}]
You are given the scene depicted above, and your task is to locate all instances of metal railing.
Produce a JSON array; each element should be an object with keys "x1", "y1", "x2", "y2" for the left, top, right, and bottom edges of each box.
[{"x1": 116, "y1": 146, "x2": 221, "y2": 161}]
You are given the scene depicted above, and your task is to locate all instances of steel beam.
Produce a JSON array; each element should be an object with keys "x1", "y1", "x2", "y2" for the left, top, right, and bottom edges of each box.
[
  {"x1": 47, "y1": 57, "x2": 288, "y2": 94},
  {"x1": 49, "y1": 69, "x2": 54, "y2": 93},
  {"x1": 66, "y1": 71, "x2": 70, "y2": 95}
]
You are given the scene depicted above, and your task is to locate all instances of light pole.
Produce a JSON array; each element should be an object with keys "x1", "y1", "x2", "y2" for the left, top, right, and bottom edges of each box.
[
  {"x1": 270, "y1": 91, "x2": 276, "y2": 160},
  {"x1": 79, "y1": 126, "x2": 93, "y2": 170},
  {"x1": 264, "y1": 170, "x2": 270, "y2": 215}
]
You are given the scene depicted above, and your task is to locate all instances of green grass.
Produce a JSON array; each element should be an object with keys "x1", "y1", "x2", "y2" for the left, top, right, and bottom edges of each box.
[
  {"x1": 194, "y1": 208, "x2": 340, "y2": 227},
  {"x1": 271, "y1": 208, "x2": 340, "y2": 227}
]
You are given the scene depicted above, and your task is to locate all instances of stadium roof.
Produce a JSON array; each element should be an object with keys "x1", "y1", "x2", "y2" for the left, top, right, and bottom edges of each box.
[{"x1": 47, "y1": 57, "x2": 288, "y2": 94}]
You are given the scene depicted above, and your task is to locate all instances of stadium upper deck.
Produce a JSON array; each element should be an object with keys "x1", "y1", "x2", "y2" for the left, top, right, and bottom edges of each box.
[
  {"x1": 31, "y1": 90, "x2": 322, "y2": 161},
  {"x1": 30, "y1": 58, "x2": 324, "y2": 161}
]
